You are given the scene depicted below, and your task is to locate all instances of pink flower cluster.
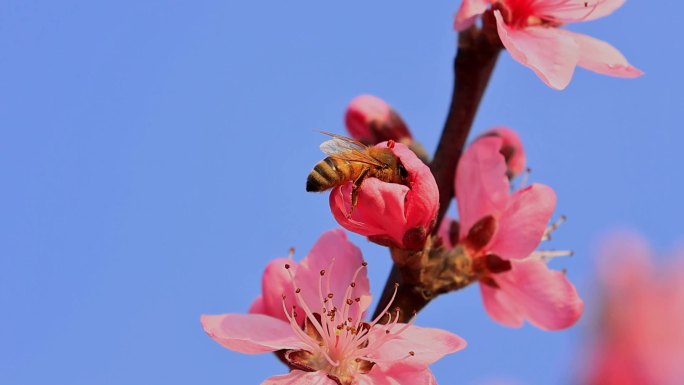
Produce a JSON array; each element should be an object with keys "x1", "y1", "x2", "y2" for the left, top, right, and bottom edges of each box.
[
  {"x1": 442, "y1": 128, "x2": 583, "y2": 330},
  {"x1": 455, "y1": 0, "x2": 642, "y2": 89},
  {"x1": 582, "y1": 232, "x2": 684, "y2": 385},
  {"x1": 202, "y1": 230, "x2": 466, "y2": 385}
]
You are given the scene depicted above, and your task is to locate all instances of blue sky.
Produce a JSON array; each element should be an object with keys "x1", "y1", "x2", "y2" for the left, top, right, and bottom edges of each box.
[{"x1": 1, "y1": 1, "x2": 681, "y2": 384}]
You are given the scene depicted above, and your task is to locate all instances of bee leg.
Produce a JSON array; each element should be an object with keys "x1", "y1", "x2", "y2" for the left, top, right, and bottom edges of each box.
[{"x1": 349, "y1": 167, "x2": 370, "y2": 218}]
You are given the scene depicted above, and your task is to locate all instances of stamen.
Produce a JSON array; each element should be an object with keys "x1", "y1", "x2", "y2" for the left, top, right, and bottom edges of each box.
[
  {"x1": 367, "y1": 283, "x2": 400, "y2": 326},
  {"x1": 530, "y1": 249, "x2": 574, "y2": 261},
  {"x1": 281, "y1": 295, "x2": 324, "y2": 354},
  {"x1": 542, "y1": 215, "x2": 566, "y2": 241}
]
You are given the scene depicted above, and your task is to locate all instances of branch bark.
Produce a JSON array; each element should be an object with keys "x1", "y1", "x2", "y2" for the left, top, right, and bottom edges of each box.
[{"x1": 373, "y1": 22, "x2": 502, "y2": 322}]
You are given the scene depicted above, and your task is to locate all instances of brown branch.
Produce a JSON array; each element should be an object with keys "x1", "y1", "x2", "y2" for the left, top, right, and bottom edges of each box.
[
  {"x1": 373, "y1": 20, "x2": 502, "y2": 322},
  {"x1": 431, "y1": 22, "x2": 502, "y2": 230}
]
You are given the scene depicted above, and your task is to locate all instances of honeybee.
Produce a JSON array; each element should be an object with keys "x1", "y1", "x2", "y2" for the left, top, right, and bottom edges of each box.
[{"x1": 306, "y1": 132, "x2": 410, "y2": 213}]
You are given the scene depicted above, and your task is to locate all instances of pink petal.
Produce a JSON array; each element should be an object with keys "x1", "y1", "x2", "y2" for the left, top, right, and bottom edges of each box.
[
  {"x1": 456, "y1": 136, "x2": 509, "y2": 240},
  {"x1": 566, "y1": 31, "x2": 643, "y2": 78},
  {"x1": 540, "y1": 0, "x2": 625, "y2": 23},
  {"x1": 248, "y1": 295, "x2": 266, "y2": 314},
  {"x1": 369, "y1": 324, "x2": 466, "y2": 369},
  {"x1": 256, "y1": 258, "x2": 299, "y2": 323},
  {"x1": 262, "y1": 370, "x2": 339, "y2": 385},
  {"x1": 482, "y1": 258, "x2": 584, "y2": 330},
  {"x1": 488, "y1": 183, "x2": 556, "y2": 260},
  {"x1": 481, "y1": 282, "x2": 525, "y2": 327},
  {"x1": 494, "y1": 10, "x2": 579, "y2": 90},
  {"x1": 478, "y1": 126, "x2": 527, "y2": 178},
  {"x1": 295, "y1": 229, "x2": 371, "y2": 321},
  {"x1": 331, "y1": 179, "x2": 409, "y2": 242},
  {"x1": 200, "y1": 313, "x2": 306, "y2": 354},
  {"x1": 365, "y1": 365, "x2": 437, "y2": 385},
  {"x1": 454, "y1": 0, "x2": 491, "y2": 31}
]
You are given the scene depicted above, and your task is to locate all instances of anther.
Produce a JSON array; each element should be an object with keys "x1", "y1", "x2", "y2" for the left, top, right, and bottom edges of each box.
[
  {"x1": 354, "y1": 297, "x2": 360, "y2": 302},
  {"x1": 328, "y1": 293, "x2": 334, "y2": 299},
  {"x1": 409, "y1": 351, "x2": 415, "y2": 356},
  {"x1": 320, "y1": 269, "x2": 325, "y2": 276},
  {"x1": 394, "y1": 282, "x2": 399, "y2": 288},
  {"x1": 295, "y1": 288, "x2": 301, "y2": 293},
  {"x1": 362, "y1": 262, "x2": 368, "y2": 267},
  {"x1": 284, "y1": 263, "x2": 291, "y2": 269},
  {"x1": 387, "y1": 140, "x2": 396, "y2": 149},
  {"x1": 346, "y1": 299, "x2": 353, "y2": 305},
  {"x1": 350, "y1": 282, "x2": 356, "y2": 287}
]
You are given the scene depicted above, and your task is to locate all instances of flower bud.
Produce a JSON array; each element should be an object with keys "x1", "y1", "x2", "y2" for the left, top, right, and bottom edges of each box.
[
  {"x1": 329, "y1": 142, "x2": 438, "y2": 250},
  {"x1": 478, "y1": 126, "x2": 526, "y2": 179},
  {"x1": 345, "y1": 95, "x2": 412, "y2": 145}
]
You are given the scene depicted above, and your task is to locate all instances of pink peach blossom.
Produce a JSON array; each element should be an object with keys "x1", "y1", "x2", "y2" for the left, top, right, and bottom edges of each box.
[
  {"x1": 445, "y1": 134, "x2": 583, "y2": 329},
  {"x1": 581, "y1": 232, "x2": 684, "y2": 385},
  {"x1": 202, "y1": 229, "x2": 466, "y2": 385},
  {"x1": 345, "y1": 95, "x2": 412, "y2": 145},
  {"x1": 455, "y1": 0, "x2": 642, "y2": 89},
  {"x1": 330, "y1": 142, "x2": 439, "y2": 250}
]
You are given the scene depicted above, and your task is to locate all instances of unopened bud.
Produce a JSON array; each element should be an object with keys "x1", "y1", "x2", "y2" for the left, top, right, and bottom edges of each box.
[{"x1": 345, "y1": 94, "x2": 412, "y2": 145}]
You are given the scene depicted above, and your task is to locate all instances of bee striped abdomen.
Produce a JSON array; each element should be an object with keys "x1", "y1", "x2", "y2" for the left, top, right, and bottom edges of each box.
[{"x1": 306, "y1": 157, "x2": 349, "y2": 192}]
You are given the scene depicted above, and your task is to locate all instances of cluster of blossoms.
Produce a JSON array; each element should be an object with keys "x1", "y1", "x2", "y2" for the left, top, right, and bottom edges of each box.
[{"x1": 202, "y1": 1, "x2": 643, "y2": 383}]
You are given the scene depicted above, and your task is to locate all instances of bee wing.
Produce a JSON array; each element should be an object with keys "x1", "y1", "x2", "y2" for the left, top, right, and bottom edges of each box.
[{"x1": 319, "y1": 132, "x2": 384, "y2": 166}]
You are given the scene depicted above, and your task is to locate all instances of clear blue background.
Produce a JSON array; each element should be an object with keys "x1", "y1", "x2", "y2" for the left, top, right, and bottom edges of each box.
[{"x1": 1, "y1": 1, "x2": 681, "y2": 384}]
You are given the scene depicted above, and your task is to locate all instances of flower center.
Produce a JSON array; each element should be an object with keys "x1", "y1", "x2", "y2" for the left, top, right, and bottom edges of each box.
[
  {"x1": 280, "y1": 261, "x2": 414, "y2": 385},
  {"x1": 498, "y1": 0, "x2": 606, "y2": 28}
]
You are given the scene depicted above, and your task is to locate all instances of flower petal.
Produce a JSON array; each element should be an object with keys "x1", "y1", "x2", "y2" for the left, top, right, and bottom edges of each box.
[
  {"x1": 483, "y1": 258, "x2": 584, "y2": 330},
  {"x1": 478, "y1": 127, "x2": 526, "y2": 178},
  {"x1": 456, "y1": 136, "x2": 509, "y2": 239},
  {"x1": 364, "y1": 365, "x2": 437, "y2": 385},
  {"x1": 256, "y1": 258, "x2": 299, "y2": 323},
  {"x1": 369, "y1": 324, "x2": 466, "y2": 369},
  {"x1": 481, "y1": 282, "x2": 525, "y2": 327},
  {"x1": 566, "y1": 31, "x2": 643, "y2": 78},
  {"x1": 331, "y1": 179, "x2": 409, "y2": 242},
  {"x1": 454, "y1": 0, "x2": 491, "y2": 31},
  {"x1": 248, "y1": 295, "x2": 266, "y2": 314},
  {"x1": 540, "y1": 0, "x2": 625, "y2": 23},
  {"x1": 488, "y1": 183, "x2": 556, "y2": 260},
  {"x1": 494, "y1": 10, "x2": 579, "y2": 90},
  {"x1": 296, "y1": 229, "x2": 371, "y2": 321},
  {"x1": 200, "y1": 313, "x2": 306, "y2": 354},
  {"x1": 261, "y1": 370, "x2": 339, "y2": 385}
]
